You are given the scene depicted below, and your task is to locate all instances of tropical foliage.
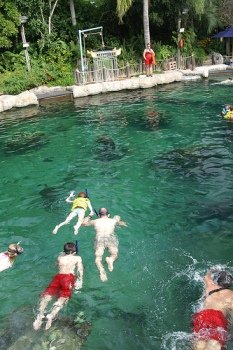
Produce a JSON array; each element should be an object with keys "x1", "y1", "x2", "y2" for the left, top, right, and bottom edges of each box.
[{"x1": 0, "y1": 0, "x2": 231, "y2": 93}]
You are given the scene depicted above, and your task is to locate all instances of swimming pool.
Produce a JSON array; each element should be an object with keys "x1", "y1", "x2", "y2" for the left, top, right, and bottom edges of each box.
[{"x1": 0, "y1": 74, "x2": 233, "y2": 349}]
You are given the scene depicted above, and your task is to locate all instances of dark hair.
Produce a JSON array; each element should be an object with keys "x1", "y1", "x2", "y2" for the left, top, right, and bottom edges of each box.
[
  {"x1": 78, "y1": 192, "x2": 87, "y2": 198},
  {"x1": 64, "y1": 242, "x2": 76, "y2": 254},
  {"x1": 98, "y1": 208, "x2": 109, "y2": 217},
  {"x1": 217, "y1": 271, "x2": 233, "y2": 288}
]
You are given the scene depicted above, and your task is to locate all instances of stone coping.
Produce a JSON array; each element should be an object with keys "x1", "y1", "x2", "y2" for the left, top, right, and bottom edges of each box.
[{"x1": 0, "y1": 65, "x2": 229, "y2": 114}]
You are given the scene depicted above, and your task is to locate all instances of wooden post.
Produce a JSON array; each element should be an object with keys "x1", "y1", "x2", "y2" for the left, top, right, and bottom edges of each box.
[
  {"x1": 140, "y1": 59, "x2": 143, "y2": 74},
  {"x1": 126, "y1": 62, "x2": 130, "y2": 78},
  {"x1": 103, "y1": 66, "x2": 107, "y2": 81},
  {"x1": 191, "y1": 53, "x2": 195, "y2": 70}
]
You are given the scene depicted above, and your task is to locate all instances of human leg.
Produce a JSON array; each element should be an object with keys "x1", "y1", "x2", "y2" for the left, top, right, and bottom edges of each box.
[
  {"x1": 95, "y1": 246, "x2": 107, "y2": 282},
  {"x1": 33, "y1": 294, "x2": 52, "y2": 330},
  {"x1": 106, "y1": 246, "x2": 118, "y2": 272},
  {"x1": 52, "y1": 210, "x2": 77, "y2": 234},
  {"x1": 193, "y1": 339, "x2": 221, "y2": 350},
  {"x1": 73, "y1": 209, "x2": 85, "y2": 235},
  {"x1": 45, "y1": 297, "x2": 69, "y2": 330}
]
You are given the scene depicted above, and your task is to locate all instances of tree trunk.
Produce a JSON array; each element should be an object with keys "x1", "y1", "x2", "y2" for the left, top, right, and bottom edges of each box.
[
  {"x1": 69, "y1": 0, "x2": 77, "y2": 26},
  {"x1": 143, "y1": 0, "x2": 150, "y2": 45},
  {"x1": 48, "y1": 0, "x2": 59, "y2": 35}
]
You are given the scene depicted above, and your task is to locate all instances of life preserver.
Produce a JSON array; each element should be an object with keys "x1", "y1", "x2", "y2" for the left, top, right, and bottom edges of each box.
[{"x1": 178, "y1": 39, "x2": 184, "y2": 48}]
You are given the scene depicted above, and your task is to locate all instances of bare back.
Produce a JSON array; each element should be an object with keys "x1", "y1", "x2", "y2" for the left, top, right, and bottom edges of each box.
[
  {"x1": 92, "y1": 217, "x2": 118, "y2": 236},
  {"x1": 57, "y1": 253, "x2": 83, "y2": 276},
  {"x1": 202, "y1": 273, "x2": 233, "y2": 316},
  {"x1": 85, "y1": 215, "x2": 125, "y2": 237}
]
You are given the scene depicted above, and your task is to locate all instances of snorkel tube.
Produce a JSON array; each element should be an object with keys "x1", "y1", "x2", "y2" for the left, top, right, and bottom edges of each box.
[
  {"x1": 85, "y1": 188, "x2": 98, "y2": 217},
  {"x1": 75, "y1": 240, "x2": 79, "y2": 255}
]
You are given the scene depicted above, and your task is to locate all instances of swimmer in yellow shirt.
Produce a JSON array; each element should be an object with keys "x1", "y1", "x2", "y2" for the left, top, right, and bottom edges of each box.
[{"x1": 52, "y1": 191, "x2": 94, "y2": 235}]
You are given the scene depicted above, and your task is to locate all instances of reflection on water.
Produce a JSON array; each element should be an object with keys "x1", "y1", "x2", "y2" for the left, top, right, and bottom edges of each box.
[{"x1": 1, "y1": 78, "x2": 233, "y2": 349}]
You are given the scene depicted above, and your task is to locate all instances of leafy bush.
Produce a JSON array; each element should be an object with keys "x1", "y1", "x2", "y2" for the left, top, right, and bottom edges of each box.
[
  {"x1": 0, "y1": 60, "x2": 75, "y2": 94},
  {"x1": 154, "y1": 42, "x2": 174, "y2": 62}
]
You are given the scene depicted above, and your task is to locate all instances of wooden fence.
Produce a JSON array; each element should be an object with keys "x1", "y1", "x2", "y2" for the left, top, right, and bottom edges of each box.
[{"x1": 75, "y1": 54, "x2": 196, "y2": 85}]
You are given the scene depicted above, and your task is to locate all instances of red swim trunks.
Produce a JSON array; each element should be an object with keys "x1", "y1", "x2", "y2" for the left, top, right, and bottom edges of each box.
[
  {"x1": 145, "y1": 51, "x2": 153, "y2": 65},
  {"x1": 192, "y1": 309, "x2": 228, "y2": 346},
  {"x1": 42, "y1": 273, "x2": 75, "y2": 299}
]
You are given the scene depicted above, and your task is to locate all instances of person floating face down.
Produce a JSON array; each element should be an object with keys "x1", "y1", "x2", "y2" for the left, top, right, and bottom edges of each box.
[
  {"x1": 82, "y1": 208, "x2": 127, "y2": 282},
  {"x1": 0, "y1": 243, "x2": 24, "y2": 273},
  {"x1": 192, "y1": 269, "x2": 233, "y2": 350},
  {"x1": 52, "y1": 191, "x2": 95, "y2": 235},
  {"x1": 33, "y1": 242, "x2": 83, "y2": 331}
]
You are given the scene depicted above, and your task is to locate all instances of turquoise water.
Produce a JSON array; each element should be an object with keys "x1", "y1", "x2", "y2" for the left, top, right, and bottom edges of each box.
[{"x1": 1, "y1": 75, "x2": 233, "y2": 349}]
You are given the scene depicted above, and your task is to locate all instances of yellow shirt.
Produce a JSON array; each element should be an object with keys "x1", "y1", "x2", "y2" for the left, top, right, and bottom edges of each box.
[{"x1": 72, "y1": 197, "x2": 90, "y2": 211}]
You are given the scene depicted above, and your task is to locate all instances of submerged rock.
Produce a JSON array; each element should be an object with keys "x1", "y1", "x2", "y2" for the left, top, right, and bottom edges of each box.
[
  {"x1": 150, "y1": 146, "x2": 214, "y2": 178},
  {"x1": 38, "y1": 185, "x2": 60, "y2": 210},
  {"x1": 94, "y1": 134, "x2": 127, "y2": 161},
  {"x1": 1, "y1": 308, "x2": 91, "y2": 350},
  {"x1": 191, "y1": 200, "x2": 233, "y2": 223},
  {"x1": 3, "y1": 131, "x2": 46, "y2": 154}
]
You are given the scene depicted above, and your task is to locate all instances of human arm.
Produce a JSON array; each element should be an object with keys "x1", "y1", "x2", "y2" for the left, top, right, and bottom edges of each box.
[
  {"x1": 87, "y1": 200, "x2": 95, "y2": 217},
  {"x1": 143, "y1": 49, "x2": 147, "y2": 60},
  {"x1": 65, "y1": 191, "x2": 75, "y2": 203},
  {"x1": 113, "y1": 215, "x2": 128, "y2": 227},
  {"x1": 82, "y1": 216, "x2": 95, "y2": 226},
  {"x1": 204, "y1": 270, "x2": 217, "y2": 289}
]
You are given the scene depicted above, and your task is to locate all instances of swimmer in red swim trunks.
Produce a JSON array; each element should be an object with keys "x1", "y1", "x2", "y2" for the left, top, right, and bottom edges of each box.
[
  {"x1": 33, "y1": 242, "x2": 83, "y2": 331},
  {"x1": 192, "y1": 269, "x2": 233, "y2": 350},
  {"x1": 143, "y1": 43, "x2": 156, "y2": 77}
]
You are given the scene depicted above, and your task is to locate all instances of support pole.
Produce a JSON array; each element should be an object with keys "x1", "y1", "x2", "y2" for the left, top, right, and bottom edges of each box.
[
  {"x1": 20, "y1": 24, "x2": 31, "y2": 71},
  {"x1": 177, "y1": 12, "x2": 181, "y2": 70}
]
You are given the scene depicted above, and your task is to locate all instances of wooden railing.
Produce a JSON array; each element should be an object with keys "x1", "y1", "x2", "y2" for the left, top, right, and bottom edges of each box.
[{"x1": 75, "y1": 55, "x2": 197, "y2": 85}]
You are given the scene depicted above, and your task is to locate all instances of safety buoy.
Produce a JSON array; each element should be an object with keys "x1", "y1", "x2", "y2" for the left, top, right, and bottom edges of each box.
[{"x1": 178, "y1": 39, "x2": 184, "y2": 48}]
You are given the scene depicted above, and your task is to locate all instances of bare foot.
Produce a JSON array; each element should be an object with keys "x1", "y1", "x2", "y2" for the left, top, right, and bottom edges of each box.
[
  {"x1": 106, "y1": 257, "x2": 113, "y2": 272},
  {"x1": 73, "y1": 226, "x2": 79, "y2": 235},
  {"x1": 45, "y1": 314, "x2": 53, "y2": 330},
  {"x1": 33, "y1": 315, "x2": 44, "y2": 330},
  {"x1": 52, "y1": 226, "x2": 59, "y2": 234},
  {"x1": 100, "y1": 270, "x2": 108, "y2": 282}
]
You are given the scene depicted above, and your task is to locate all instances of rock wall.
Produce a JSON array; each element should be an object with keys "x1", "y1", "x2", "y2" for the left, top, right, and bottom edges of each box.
[{"x1": 0, "y1": 65, "x2": 230, "y2": 113}]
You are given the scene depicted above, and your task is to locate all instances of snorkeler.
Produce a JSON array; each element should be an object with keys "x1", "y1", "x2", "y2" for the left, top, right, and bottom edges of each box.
[
  {"x1": 52, "y1": 191, "x2": 94, "y2": 235},
  {"x1": 192, "y1": 269, "x2": 233, "y2": 350},
  {"x1": 33, "y1": 242, "x2": 83, "y2": 331},
  {"x1": 82, "y1": 208, "x2": 127, "y2": 282},
  {"x1": 0, "y1": 243, "x2": 24, "y2": 272},
  {"x1": 222, "y1": 105, "x2": 233, "y2": 121}
]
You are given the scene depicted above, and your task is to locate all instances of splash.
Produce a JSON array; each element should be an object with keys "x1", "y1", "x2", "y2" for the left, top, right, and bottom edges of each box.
[{"x1": 161, "y1": 331, "x2": 193, "y2": 350}]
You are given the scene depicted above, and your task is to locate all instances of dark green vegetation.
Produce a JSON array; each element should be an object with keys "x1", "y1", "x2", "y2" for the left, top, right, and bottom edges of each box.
[{"x1": 0, "y1": 0, "x2": 231, "y2": 94}]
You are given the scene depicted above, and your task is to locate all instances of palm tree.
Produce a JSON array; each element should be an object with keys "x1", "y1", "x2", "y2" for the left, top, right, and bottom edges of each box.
[
  {"x1": 116, "y1": 0, "x2": 151, "y2": 46},
  {"x1": 69, "y1": 0, "x2": 77, "y2": 26}
]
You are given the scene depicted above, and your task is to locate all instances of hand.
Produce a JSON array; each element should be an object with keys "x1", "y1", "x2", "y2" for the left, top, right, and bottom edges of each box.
[
  {"x1": 89, "y1": 211, "x2": 95, "y2": 217},
  {"x1": 70, "y1": 191, "x2": 75, "y2": 197},
  {"x1": 74, "y1": 279, "x2": 83, "y2": 290}
]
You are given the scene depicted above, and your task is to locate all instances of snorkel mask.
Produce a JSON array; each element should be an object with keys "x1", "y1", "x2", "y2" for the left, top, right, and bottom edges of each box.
[
  {"x1": 212, "y1": 270, "x2": 233, "y2": 288},
  {"x1": 8, "y1": 242, "x2": 24, "y2": 256}
]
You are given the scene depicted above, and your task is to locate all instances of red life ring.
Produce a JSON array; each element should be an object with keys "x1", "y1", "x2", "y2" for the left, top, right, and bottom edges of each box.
[{"x1": 178, "y1": 39, "x2": 184, "y2": 48}]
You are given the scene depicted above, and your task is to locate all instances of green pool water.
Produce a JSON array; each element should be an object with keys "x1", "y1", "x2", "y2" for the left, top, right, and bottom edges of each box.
[{"x1": 1, "y1": 74, "x2": 233, "y2": 350}]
